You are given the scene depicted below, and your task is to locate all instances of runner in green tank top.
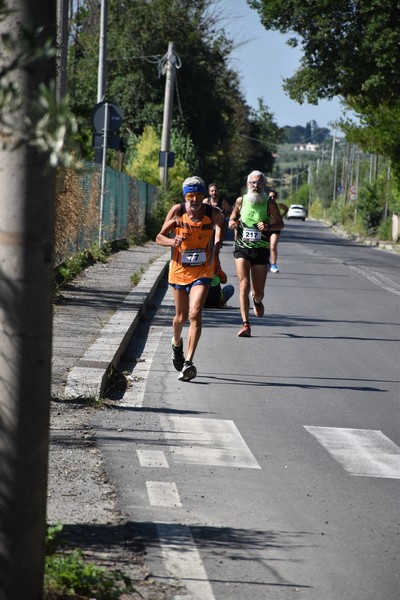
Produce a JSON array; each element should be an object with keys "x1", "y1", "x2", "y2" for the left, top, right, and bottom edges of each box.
[
  {"x1": 229, "y1": 170, "x2": 284, "y2": 337},
  {"x1": 236, "y1": 195, "x2": 271, "y2": 249}
]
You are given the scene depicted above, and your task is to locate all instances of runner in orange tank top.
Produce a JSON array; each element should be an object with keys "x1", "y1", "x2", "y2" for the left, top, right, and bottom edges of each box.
[{"x1": 156, "y1": 176, "x2": 224, "y2": 382}]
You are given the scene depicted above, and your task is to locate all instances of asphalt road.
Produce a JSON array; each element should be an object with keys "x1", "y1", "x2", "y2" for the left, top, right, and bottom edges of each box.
[{"x1": 94, "y1": 221, "x2": 400, "y2": 600}]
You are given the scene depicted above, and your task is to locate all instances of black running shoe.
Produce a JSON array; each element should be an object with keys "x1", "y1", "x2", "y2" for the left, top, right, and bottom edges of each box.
[
  {"x1": 171, "y1": 338, "x2": 185, "y2": 371},
  {"x1": 178, "y1": 361, "x2": 197, "y2": 382}
]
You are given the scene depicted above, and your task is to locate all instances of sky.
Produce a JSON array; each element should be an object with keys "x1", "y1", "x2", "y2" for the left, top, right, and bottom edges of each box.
[{"x1": 217, "y1": 0, "x2": 344, "y2": 132}]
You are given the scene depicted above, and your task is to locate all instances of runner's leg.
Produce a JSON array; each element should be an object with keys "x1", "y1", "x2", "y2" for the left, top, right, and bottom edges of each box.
[
  {"x1": 235, "y1": 257, "x2": 251, "y2": 324},
  {"x1": 186, "y1": 283, "x2": 209, "y2": 362},
  {"x1": 251, "y1": 263, "x2": 268, "y2": 305},
  {"x1": 172, "y1": 287, "x2": 189, "y2": 345},
  {"x1": 269, "y1": 232, "x2": 278, "y2": 266}
]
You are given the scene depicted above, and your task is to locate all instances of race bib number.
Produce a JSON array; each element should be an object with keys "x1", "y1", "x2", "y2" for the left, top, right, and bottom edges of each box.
[
  {"x1": 181, "y1": 249, "x2": 206, "y2": 266},
  {"x1": 243, "y1": 227, "x2": 262, "y2": 242}
]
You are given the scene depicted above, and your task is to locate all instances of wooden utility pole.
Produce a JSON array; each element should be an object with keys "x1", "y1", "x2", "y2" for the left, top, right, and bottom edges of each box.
[{"x1": 0, "y1": 1, "x2": 56, "y2": 598}]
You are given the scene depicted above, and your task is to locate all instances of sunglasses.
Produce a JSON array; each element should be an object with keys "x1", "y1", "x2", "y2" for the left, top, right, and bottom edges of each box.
[{"x1": 185, "y1": 192, "x2": 204, "y2": 200}]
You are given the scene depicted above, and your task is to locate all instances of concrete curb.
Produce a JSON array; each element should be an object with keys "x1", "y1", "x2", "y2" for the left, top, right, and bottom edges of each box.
[
  {"x1": 327, "y1": 222, "x2": 400, "y2": 253},
  {"x1": 64, "y1": 251, "x2": 170, "y2": 399}
]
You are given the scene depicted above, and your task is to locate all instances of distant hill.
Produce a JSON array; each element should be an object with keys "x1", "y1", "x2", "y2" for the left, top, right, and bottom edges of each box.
[{"x1": 284, "y1": 120, "x2": 332, "y2": 144}]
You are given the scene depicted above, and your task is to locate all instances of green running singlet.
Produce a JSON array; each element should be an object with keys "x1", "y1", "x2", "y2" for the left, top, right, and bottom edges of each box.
[{"x1": 236, "y1": 195, "x2": 271, "y2": 249}]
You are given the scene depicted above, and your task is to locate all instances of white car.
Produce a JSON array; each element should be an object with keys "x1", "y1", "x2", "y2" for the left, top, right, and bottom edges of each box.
[{"x1": 287, "y1": 204, "x2": 307, "y2": 221}]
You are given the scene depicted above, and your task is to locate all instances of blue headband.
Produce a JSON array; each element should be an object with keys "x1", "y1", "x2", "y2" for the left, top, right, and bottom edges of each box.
[{"x1": 183, "y1": 183, "x2": 205, "y2": 196}]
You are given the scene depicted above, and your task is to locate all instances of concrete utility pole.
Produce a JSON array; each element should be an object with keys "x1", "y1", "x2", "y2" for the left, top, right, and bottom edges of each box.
[
  {"x1": 0, "y1": 1, "x2": 56, "y2": 599},
  {"x1": 56, "y1": 0, "x2": 69, "y2": 101},
  {"x1": 97, "y1": 0, "x2": 107, "y2": 103},
  {"x1": 160, "y1": 42, "x2": 177, "y2": 187},
  {"x1": 330, "y1": 129, "x2": 336, "y2": 167},
  {"x1": 95, "y1": 0, "x2": 107, "y2": 164}
]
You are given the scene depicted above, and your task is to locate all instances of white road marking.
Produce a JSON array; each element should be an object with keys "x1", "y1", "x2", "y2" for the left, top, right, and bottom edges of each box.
[
  {"x1": 160, "y1": 416, "x2": 261, "y2": 468},
  {"x1": 137, "y1": 449, "x2": 169, "y2": 468},
  {"x1": 121, "y1": 329, "x2": 164, "y2": 407},
  {"x1": 349, "y1": 265, "x2": 400, "y2": 295},
  {"x1": 305, "y1": 426, "x2": 400, "y2": 479},
  {"x1": 157, "y1": 523, "x2": 216, "y2": 600},
  {"x1": 122, "y1": 293, "x2": 175, "y2": 408},
  {"x1": 146, "y1": 481, "x2": 182, "y2": 507}
]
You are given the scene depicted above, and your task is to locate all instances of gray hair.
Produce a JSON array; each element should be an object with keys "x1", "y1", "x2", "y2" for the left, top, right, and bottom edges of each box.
[
  {"x1": 182, "y1": 175, "x2": 205, "y2": 191},
  {"x1": 247, "y1": 170, "x2": 266, "y2": 184}
]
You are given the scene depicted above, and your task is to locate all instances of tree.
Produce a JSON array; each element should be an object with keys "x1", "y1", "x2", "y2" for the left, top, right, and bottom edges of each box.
[
  {"x1": 314, "y1": 164, "x2": 334, "y2": 209},
  {"x1": 248, "y1": 0, "x2": 400, "y2": 188},
  {"x1": 284, "y1": 125, "x2": 306, "y2": 143},
  {"x1": 292, "y1": 182, "x2": 310, "y2": 208},
  {"x1": 0, "y1": 1, "x2": 57, "y2": 598},
  {"x1": 69, "y1": 1, "x2": 238, "y2": 160},
  {"x1": 340, "y1": 102, "x2": 400, "y2": 187},
  {"x1": 248, "y1": 0, "x2": 400, "y2": 108},
  {"x1": 247, "y1": 98, "x2": 285, "y2": 172},
  {"x1": 67, "y1": 0, "x2": 281, "y2": 194},
  {"x1": 125, "y1": 125, "x2": 191, "y2": 192},
  {"x1": 357, "y1": 178, "x2": 386, "y2": 233}
]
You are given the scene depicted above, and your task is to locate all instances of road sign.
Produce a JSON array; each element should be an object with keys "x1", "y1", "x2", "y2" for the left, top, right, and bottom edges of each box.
[
  {"x1": 159, "y1": 151, "x2": 175, "y2": 168},
  {"x1": 92, "y1": 133, "x2": 120, "y2": 150},
  {"x1": 91, "y1": 101, "x2": 123, "y2": 134}
]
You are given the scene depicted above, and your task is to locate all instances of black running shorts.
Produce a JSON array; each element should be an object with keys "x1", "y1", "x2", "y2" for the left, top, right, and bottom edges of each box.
[{"x1": 233, "y1": 245, "x2": 270, "y2": 265}]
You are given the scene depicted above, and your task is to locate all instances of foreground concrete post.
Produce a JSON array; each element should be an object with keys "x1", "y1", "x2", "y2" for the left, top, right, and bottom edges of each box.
[{"x1": 0, "y1": 1, "x2": 56, "y2": 598}]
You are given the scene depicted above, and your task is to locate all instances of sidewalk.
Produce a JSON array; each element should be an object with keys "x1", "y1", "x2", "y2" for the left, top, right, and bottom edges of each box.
[{"x1": 52, "y1": 241, "x2": 170, "y2": 400}]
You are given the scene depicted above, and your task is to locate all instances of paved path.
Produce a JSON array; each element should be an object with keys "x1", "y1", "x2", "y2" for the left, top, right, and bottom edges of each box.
[{"x1": 51, "y1": 241, "x2": 169, "y2": 399}]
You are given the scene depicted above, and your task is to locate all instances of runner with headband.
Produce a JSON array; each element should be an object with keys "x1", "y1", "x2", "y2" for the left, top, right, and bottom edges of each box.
[{"x1": 156, "y1": 176, "x2": 224, "y2": 381}]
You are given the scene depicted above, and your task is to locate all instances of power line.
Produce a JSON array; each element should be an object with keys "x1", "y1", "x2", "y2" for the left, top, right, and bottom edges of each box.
[
  {"x1": 238, "y1": 133, "x2": 270, "y2": 146},
  {"x1": 175, "y1": 72, "x2": 184, "y2": 121}
]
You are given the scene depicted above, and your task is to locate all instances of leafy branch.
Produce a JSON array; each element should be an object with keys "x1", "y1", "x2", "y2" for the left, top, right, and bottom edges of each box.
[{"x1": 0, "y1": 19, "x2": 77, "y2": 166}]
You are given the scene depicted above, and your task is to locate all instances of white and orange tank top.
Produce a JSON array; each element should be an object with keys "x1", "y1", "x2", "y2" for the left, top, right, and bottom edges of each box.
[{"x1": 169, "y1": 203, "x2": 215, "y2": 285}]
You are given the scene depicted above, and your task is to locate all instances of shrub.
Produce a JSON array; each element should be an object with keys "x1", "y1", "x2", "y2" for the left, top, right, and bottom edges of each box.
[
  {"x1": 44, "y1": 525, "x2": 135, "y2": 599},
  {"x1": 356, "y1": 181, "x2": 385, "y2": 233},
  {"x1": 308, "y1": 199, "x2": 324, "y2": 219},
  {"x1": 376, "y1": 218, "x2": 392, "y2": 240},
  {"x1": 45, "y1": 551, "x2": 134, "y2": 599}
]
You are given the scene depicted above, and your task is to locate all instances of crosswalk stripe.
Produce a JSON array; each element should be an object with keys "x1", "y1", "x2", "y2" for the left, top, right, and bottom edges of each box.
[
  {"x1": 137, "y1": 449, "x2": 169, "y2": 468},
  {"x1": 146, "y1": 481, "x2": 182, "y2": 507},
  {"x1": 157, "y1": 523, "x2": 215, "y2": 600},
  {"x1": 305, "y1": 426, "x2": 400, "y2": 479},
  {"x1": 160, "y1": 416, "x2": 261, "y2": 469}
]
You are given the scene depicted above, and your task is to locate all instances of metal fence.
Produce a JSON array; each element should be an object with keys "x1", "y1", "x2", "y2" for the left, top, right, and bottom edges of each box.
[{"x1": 55, "y1": 160, "x2": 160, "y2": 265}]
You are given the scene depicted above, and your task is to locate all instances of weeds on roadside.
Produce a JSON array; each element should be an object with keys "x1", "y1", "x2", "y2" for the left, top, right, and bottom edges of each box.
[
  {"x1": 44, "y1": 525, "x2": 137, "y2": 599},
  {"x1": 55, "y1": 242, "x2": 112, "y2": 290},
  {"x1": 376, "y1": 218, "x2": 392, "y2": 241},
  {"x1": 129, "y1": 230, "x2": 148, "y2": 246},
  {"x1": 130, "y1": 267, "x2": 145, "y2": 286},
  {"x1": 50, "y1": 393, "x2": 104, "y2": 408}
]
